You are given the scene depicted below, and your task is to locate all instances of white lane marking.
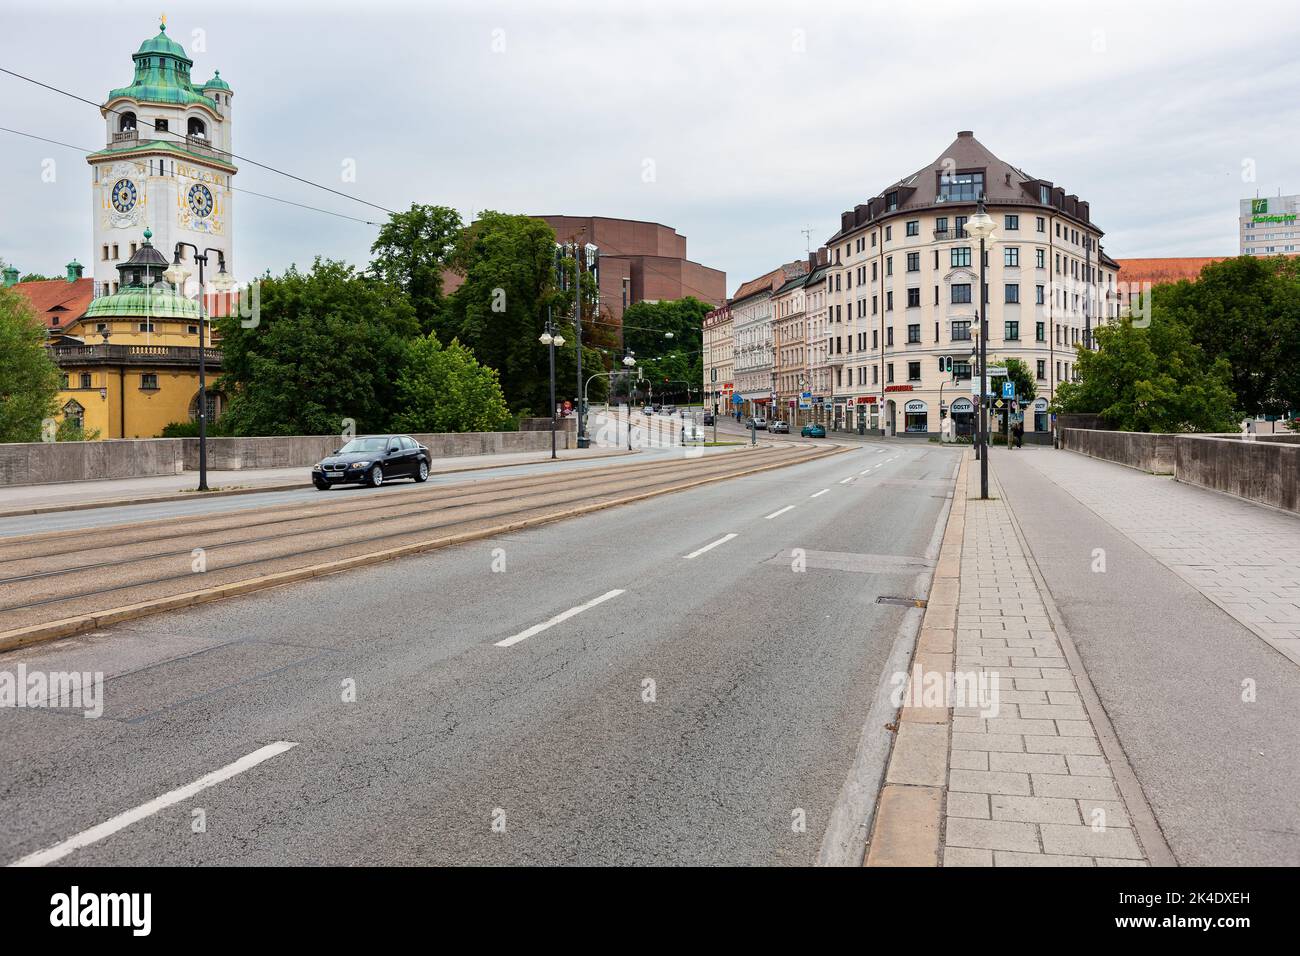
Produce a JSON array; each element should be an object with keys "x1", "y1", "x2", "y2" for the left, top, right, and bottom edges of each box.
[
  {"x1": 810, "y1": 488, "x2": 830, "y2": 498},
  {"x1": 9, "y1": 741, "x2": 298, "y2": 868},
  {"x1": 839, "y1": 477, "x2": 854, "y2": 484},
  {"x1": 496, "y1": 589, "x2": 626, "y2": 647},
  {"x1": 765, "y1": 505, "x2": 795, "y2": 520},
  {"x1": 683, "y1": 533, "x2": 738, "y2": 560},
  {"x1": 858, "y1": 468, "x2": 873, "y2": 475}
]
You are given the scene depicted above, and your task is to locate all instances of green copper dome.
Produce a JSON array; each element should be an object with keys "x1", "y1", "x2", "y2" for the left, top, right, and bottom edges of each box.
[
  {"x1": 107, "y1": 20, "x2": 217, "y2": 110},
  {"x1": 84, "y1": 286, "x2": 201, "y2": 321},
  {"x1": 201, "y1": 70, "x2": 231, "y2": 92},
  {"x1": 135, "y1": 22, "x2": 190, "y2": 62}
]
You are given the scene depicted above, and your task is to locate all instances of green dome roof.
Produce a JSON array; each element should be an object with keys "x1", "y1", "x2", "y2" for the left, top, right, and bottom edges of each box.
[
  {"x1": 107, "y1": 20, "x2": 215, "y2": 110},
  {"x1": 135, "y1": 22, "x2": 190, "y2": 63},
  {"x1": 84, "y1": 285, "x2": 200, "y2": 321},
  {"x1": 201, "y1": 70, "x2": 231, "y2": 91}
]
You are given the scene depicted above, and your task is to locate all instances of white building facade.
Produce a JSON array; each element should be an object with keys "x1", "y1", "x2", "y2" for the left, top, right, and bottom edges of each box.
[
  {"x1": 1240, "y1": 195, "x2": 1300, "y2": 256},
  {"x1": 823, "y1": 131, "x2": 1120, "y2": 438}
]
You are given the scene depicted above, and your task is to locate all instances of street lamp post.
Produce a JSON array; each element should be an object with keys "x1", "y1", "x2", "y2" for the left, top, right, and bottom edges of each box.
[
  {"x1": 164, "y1": 243, "x2": 235, "y2": 493},
  {"x1": 539, "y1": 312, "x2": 566, "y2": 459},
  {"x1": 966, "y1": 195, "x2": 997, "y2": 500},
  {"x1": 622, "y1": 351, "x2": 636, "y2": 450}
]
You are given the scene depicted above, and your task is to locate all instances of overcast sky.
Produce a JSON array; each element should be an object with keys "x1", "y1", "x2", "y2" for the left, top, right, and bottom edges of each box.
[{"x1": 3, "y1": 0, "x2": 1299, "y2": 296}]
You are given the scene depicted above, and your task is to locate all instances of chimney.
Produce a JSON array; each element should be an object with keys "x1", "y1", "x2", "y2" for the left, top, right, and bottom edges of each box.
[
  {"x1": 807, "y1": 252, "x2": 816, "y2": 270},
  {"x1": 66, "y1": 259, "x2": 84, "y2": 282},
  {"x1": 2, "y1": 266, "x2": 18, "y2": 288}
]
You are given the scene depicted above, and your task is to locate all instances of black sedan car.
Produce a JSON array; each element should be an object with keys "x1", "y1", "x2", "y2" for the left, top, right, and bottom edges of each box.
[{"x1": 312, "y1": 435, "x2": 431, "y2": 490}]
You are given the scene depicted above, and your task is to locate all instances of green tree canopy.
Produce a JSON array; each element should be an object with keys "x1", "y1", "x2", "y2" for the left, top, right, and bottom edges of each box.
[
  {"x1": 369, "y1": 203, "x2": 463, "y2": 336},
  {"x1": 0, "y1": 286, "x2": 60, "y2": 443},
  {"x1": 442, "y1": 211, "x2": 603, "y2": 414},
  {"x1": 214, "y1": 259, "x2": 420, "y2": 436},
  {"x1": 1052, "y1": 310, "x2": 1238, "y2": 433},
  {"x1": 392, "y1": 333, "x2": 512, "y2": 433},
  {"x1": 622, "y1": 297, "x2": 710, "y2": 403},
  {"x1": 1160, "y1": 256, "x2": 1300, "y2": 417},
  {"x1": 19, "y1": 273, "x2": 54, "y2": 283},
  {"x1": 987, "y1": 356, "x2": 1036, "y2": 405}
]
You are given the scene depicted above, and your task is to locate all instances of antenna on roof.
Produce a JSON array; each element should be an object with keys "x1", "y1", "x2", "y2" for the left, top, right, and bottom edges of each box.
[{"x1": 800, "y1": 225, "x2": 813, "y2": 254}]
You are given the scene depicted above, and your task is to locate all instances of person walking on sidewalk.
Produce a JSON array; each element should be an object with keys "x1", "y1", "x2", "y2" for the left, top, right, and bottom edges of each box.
[{"x1": 1012, "y1": 420, "x2": 1024, "y2": 449}]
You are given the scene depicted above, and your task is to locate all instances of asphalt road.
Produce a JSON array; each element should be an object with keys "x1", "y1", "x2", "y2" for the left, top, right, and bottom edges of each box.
[
  {"x1": 0, "y1": 439, "x2": 959, "y2": 866},
  {"x1": 994, "y1": 448, "x2": 1300, "y2": 866}
]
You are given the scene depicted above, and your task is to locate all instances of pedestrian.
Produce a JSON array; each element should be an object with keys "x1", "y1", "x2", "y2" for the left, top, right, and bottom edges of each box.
[{"x1": 1015, "y1": 421, "x2": 1024, "y2": 448}]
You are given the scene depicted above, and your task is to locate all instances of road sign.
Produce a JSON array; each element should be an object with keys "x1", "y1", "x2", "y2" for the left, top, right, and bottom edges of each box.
[
  {"x1": 1002, "y1": 381, "x2": 1015, "y2": 399},
  {"x1": 994, "y1": 399, "x2": 1004, "y2": 410},
  {"x1": 731, "y1": 395, "x2": 743, "y2": 405}
]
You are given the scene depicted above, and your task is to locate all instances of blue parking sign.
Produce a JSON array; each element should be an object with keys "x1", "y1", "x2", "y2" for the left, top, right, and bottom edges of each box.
[{"x1": 1002, "y1": 381, "x2": 1015, "y2": 399}]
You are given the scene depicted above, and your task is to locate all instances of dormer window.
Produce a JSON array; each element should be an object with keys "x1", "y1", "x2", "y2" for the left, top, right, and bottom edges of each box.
[{"x1": 937, "y1": 171, "x2": 984, "y2": 203}]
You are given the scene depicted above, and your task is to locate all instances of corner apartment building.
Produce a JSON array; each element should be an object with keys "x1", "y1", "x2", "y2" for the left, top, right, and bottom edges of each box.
[
  {"x1": 1240, "y1": 195, "x2": 1300, "y2": 256},
  {"x1": 822, "y1": 131, "x2": 1120, "y2": 437}
]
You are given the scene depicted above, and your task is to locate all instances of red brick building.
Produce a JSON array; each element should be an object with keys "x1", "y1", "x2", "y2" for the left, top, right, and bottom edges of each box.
[{"x1": 534, "y1": 216, "x2": 725, "y2": 324}]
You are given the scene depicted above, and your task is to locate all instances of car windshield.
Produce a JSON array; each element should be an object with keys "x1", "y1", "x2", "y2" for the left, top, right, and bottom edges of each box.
[{"x1": 337, "y1": 437, "x2": 389, "y2": 453}]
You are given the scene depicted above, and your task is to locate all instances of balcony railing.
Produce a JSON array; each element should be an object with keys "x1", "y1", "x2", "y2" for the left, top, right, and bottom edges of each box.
[
  {"x1": 50, "y1": 344, "x2": 222, "y2": 368},
  {"x1": 105, "y1": 131, "x2": 229, "y2": 162},
  {"x1": 932, "y1": 228, "x2": 969, "y2": 241}
]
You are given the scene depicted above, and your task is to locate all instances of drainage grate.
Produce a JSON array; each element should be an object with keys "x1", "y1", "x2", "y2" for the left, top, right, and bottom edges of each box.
[{"x1": 876, "y1": 596, "x2": 928, "y2": 608}]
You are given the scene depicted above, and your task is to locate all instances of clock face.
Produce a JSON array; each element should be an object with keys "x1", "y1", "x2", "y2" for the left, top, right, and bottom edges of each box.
[
  {"x1": 187, "y1": 183, "x2": 214, "y2": 219},
  {"x1": 111, "y1": 179, "x2": 137, "y2": 213}
]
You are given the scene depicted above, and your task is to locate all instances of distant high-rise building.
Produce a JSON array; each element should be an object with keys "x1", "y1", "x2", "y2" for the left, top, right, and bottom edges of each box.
[{"x1": 1240, "y1": 195, "x2": 1300, "y2": 256}]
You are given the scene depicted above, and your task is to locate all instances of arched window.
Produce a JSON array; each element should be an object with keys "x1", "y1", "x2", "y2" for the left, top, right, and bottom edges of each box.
[
  {"x1": 188, "y1": 117, "x2": 206, "y2": 139},
  {"x1": 62, "y1": 400, "x2": 85, "y2": 429},
  {"x1": 120, "y1": 111, "x2": 137, "y2": 132}
]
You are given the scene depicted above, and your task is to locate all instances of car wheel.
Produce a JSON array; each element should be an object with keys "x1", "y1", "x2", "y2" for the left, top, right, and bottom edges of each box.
[
  {"x1": 414, "y1": 460, "x2": 429, "y2": 483},
  {"x1": 368, "y1": 465, "x2": 384, "y2": 488},
  {"x1": 313, "y1": 478, "x2": 331, "y2": 491}
]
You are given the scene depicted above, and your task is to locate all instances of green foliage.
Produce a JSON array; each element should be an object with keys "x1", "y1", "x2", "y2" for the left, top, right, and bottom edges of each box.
[
  {"x1": 391, "y1": 333, "x2": 513, "y2": 433},
  {"x1": 55, "y1": 419, "x2": 100, "y2": 442},
  {"x1": 214, "y1": 259, "x2": 420, "y2": 436},
  {"x1": 1052, "y1": 310, "x2": 1239, "y2": 433},
  {"x1": 19, "y1": 273, "x2": 54, "y2": 283},
  {"x1": 369, "y1": 203, "x2": 463, "y2": 336},
  {"x1": 1159, "y1": 256, "x2": 1300, "y2": 417},
  {"x1": 442, "y1": 211, "x2": 602, "y2": 414},
  {"x1": 160, "y1": 420, "x2": 200, "y2": 437},
  {"x1": 0, "y1": 286, "x2": 60, "y2": 443},
  {"x1": 987, "y1": 356, "x2": 1036, "y2": 405},
  {"x1": 622, "y1": 297, "x2": 710, "y2": 402}
]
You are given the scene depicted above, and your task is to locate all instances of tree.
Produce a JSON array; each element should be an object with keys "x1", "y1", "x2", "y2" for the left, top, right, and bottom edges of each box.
[
  {"x1": 19, "y1": 273, "x2": 55, "y2": 283},
  {"x1": 442, "y1": 211, "x2": 603, "y2": 414},
  {"x1": 391, "y1": 333, "x2": 512, "y2": 433},
  {"x1": 622, "y1": 297, "x2": 711, "y2": 402},
  {"x1": 987, "y1": 356, "x2": 1036, "y2": 405},
  {"x1": 1052, "y1": 310, "x2": 1238, "y2": 433},
  {"x1": 0, "y1": 286, "x2": 60, "y2": 443},
  {"x1": 214, "y1": 259, "x2": 420, "y2": 436},
  {"x1": 369, "y1": 204, "x2": 464, "y2": 336},
  {"x1": 1160, "y1": 256, "x2": 1300, "y2": 417}
]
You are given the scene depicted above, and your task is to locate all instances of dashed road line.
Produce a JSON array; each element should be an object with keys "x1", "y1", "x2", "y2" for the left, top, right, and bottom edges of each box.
[
  {"x1": 9, "y1": 741, "x2": 299, "y2": 867},
  {"x1": 496, "y1": 589, "x2": 626, "y2": 647},
  {"x1": 764, "y1": 505, "x2": 795, "y2": 520},
  {"x1": 683, "y1": 533, "x2": 738, "y2": 560},
  {"x1": 810, "y1": 488, "x2": 830, "y2": 498}
]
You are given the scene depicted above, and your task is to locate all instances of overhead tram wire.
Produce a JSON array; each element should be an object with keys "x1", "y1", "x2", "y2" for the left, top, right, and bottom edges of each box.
[
  {"x1": 0, "y1": 126, "x2": 383, "y2": 226},
  {"x1": 0, "y1": 66, "x2": 397, "y2": 217}
]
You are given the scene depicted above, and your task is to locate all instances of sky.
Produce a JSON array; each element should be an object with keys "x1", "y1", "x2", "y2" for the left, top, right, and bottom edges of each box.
[{"x1": 2, "y1": 0, "x2": 1299, "y2": 296}]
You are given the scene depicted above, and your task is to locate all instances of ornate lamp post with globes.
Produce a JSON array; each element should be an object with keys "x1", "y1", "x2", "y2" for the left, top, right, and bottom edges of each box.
[
  {"x1": 965, "y1": 196, "x2": 997, "y2": 501},
  {"x1": 164, "y1": 243, "x2": 235, "y2": 493},
  {"x1": 539, "y1": 315, "x2": 566, "y2": 460}
]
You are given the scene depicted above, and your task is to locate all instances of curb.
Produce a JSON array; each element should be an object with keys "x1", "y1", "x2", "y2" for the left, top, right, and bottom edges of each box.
[
  {"x1": 0, "y1": 449, "x2": 638, "y2": 520},
  {"x1": 0, "y1": 444, "x2": 847, "y2": 654},
  {"x1": 864, "y1": 450, "x2": 969, "y2": 867}
]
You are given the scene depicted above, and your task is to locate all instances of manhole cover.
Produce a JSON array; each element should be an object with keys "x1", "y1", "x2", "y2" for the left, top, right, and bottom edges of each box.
[{"x1": 876, "y1": 596, "x2": 927, "y2": 608}]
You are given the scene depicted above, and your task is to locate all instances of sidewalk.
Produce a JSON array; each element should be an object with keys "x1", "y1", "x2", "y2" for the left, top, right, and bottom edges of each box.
[
  {"x1": 867, "y1": 449, "x2": 1165, "y2": 866},
  {"x1": 0, "y1": 446, "x2": 631, "y2": 516}
]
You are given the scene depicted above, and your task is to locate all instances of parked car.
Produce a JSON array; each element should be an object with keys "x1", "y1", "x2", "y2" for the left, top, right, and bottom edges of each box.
[
  {"x1": 801, "y1": 423, "x2": 827, "y2": 438},
  {"x1": 312, "y1": 435, "x2": 430, "y2": 490},
  {"x1": 643, "y1": 406, "x2": 654, "y2": 415},
  {"x1": 702, "y1": 413, "x2": 715, "y2": 426},
  {"x1": 769, "y1": 420, "x2": 789, "y2": 433},
  {"x1": 749, "y1": 415, "x2": 767, "y2": 429}
]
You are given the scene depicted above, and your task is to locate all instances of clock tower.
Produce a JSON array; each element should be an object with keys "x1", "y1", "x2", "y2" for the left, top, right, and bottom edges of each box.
[{"x1": 87, "y1": 19, "x2": 236, "y2": 298}]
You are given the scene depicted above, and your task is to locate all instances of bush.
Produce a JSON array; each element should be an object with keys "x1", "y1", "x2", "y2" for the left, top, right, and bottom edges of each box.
[{"x1": 160, "y1": 420, "x2": 200, "y2": 438}]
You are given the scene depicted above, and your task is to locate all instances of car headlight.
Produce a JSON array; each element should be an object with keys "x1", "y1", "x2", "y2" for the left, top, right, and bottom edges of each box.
[{"x1": 351, "y1": 461, "x2": 370, "y2": 469}]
